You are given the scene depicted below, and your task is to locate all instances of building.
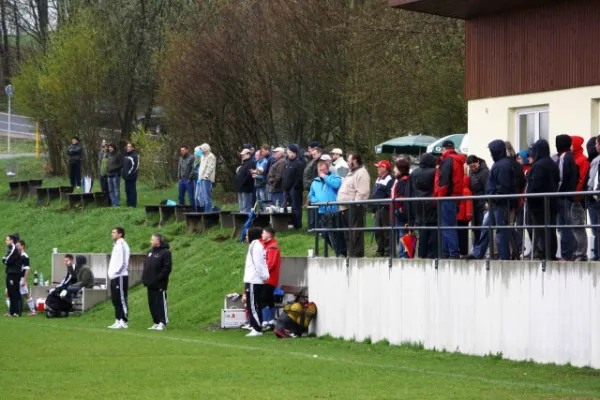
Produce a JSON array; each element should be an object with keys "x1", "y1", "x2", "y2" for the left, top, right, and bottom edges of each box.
[{"x1": 391, "y1": 0, "x2": 600, "y2": 159}]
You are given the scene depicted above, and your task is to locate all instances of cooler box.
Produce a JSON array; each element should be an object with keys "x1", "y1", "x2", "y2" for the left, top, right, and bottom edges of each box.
[{"x1": 221, "y1": 309, "x2": 246, "y2": 328}]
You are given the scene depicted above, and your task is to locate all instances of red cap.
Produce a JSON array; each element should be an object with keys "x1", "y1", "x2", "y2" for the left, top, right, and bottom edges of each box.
[{"x1": 374, "y1": 160, "x2": 391, "y2": 170}]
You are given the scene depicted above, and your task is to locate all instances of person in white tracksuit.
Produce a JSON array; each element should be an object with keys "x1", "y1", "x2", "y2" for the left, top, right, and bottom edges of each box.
[
  {"x1": 243, "y1": 227, "x2": 269, "y2": 337},
  {"x1": 108, "y1": 227, "x2": 131, "y2": 329}
]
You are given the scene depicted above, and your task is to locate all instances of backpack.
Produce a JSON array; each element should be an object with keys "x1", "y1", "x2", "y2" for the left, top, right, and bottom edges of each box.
[{"x1": 274, "y1": 301, "x2": 317, "y2": 339}]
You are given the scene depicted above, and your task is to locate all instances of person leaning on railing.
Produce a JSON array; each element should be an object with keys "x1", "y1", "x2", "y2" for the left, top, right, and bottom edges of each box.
[
  {"x1": 586, "y1": 136, "x2": 600, "y2": 261},
  {"x1": 336, "y1": 153, "x2": 371, "y2": 258},
  {"x1": 371, "y1": 160, "x2": 395, "y2": 257}
]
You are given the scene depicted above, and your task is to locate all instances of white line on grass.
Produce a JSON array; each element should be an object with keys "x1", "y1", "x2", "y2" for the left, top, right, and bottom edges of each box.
[{"x1": 21, "y1": 322, "x2": 599, "y2": 398}]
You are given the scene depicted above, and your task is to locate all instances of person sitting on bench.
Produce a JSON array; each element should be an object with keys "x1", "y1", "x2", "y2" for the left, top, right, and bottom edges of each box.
[{"x1": 66, "y1": 255, "x2": 95, "y2": 295}]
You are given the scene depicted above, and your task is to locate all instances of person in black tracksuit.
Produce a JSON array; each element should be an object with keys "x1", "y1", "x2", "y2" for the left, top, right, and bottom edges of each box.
[
  {"x1": 283, "y1": 144, "x2": 306, "y2": 229},
  {"x1": 408, "y1": 153, "x2": 438, "y2": 259},
  {"x1": 3, "y1": 235, "x2": 22, "y2": 316},
  {"x1": 67, "y1": 137, "x2": 83, "y2": 188},
  {"x1": 142, "y1": 233, "x2": 172, "y2": 330},
  {"x1": 122, "y1": 143, "x2": 140, "y2": 208}
]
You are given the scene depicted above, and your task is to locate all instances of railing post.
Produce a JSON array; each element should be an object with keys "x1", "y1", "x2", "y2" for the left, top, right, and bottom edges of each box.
[
  {"x1": 348, "y1": 204, "x2": 353, "y2": 259},
  {"x1": 488, "y1": 198, "x2": 494, "y2": 260},
  {"x1": 390, "y1": 199, "x2": 395, "y2": 263},
  {"x1": 314, "y1": 210, "x2": 320, "y2": 257},
  {"x1": 437, "y1": 198, "x2": 442, "y2": 261},
  {"x1": 544, "y1": 195, "x2": 550, "y2": 261}
]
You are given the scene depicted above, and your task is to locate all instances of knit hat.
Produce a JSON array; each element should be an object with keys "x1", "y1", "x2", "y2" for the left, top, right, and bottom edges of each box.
[{"x1": 287, "y1": 144, "x2": 300, "y2": 154}]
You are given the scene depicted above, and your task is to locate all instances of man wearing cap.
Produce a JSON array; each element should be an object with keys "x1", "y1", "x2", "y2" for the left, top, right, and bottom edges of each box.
[
  {"x1": 320, "y1": 154, "x2": 337, "y2": 174},
  {"x1": 337, "y1": 153, "x2": 371, "y2": 257},
  {"x1": 371, "y1": 160, "x2": 395, "y2": 257},
  {"x1": 434, "y1": 140, "x2": 465, "y2": 259},
  {"x1": 283, "y1": 144, "x2": 305, "y2": 229},
  {"x1": 267, "y1": 147, "x2": 287, "y2": 207},
  {"x1": 303, "y1": 142, "x2": 321, "y2": 230},
  {"x1": 330, "y1": 148, "x2": 349, "y2": 178},
  {"x1": 236, "y1": 149, "x2": 256, "y2": 212}
]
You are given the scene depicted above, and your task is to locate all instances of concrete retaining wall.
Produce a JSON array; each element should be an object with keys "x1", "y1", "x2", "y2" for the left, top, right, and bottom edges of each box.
[{"x1": 307, "y1": 258, "x2": 600, "y2": 368}]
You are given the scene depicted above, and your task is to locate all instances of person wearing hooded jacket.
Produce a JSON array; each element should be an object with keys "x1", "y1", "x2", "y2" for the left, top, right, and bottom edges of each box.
[
  {"x1": 122, "y1": 143, "x2": 139, "y2": 208},
  {"x1": 586, "y1": 136, "x2": 600, "y2": 260},
  {"x1": 569, "y1": 135, "x2": 590, "y2": 261},
  {"x1": 142, "y1": 233, "x2": 172, "y2": 331},
  {"x1": 408, "y1": 153, "x2": 438, "y2": 259},
  {"x1": 555, "y1": 135, "x2": 579, "y2": 261},
  {"x1": 283, "y1": 144, "x2": 305, "y2": 229},
  {"x1": 309, "y1": 161, "x2": 343, "y2": 256},
  {"x1": 527, "y1": 139, "x2": 560, "y2": 260},
  {"x1": 485, "y1": 140, "x2": 516, "y2": 261},
  {"x1": 466, "y1": 155, "x2": 489, "y2": 245},
  {"x1": 198, "y1": 143, "x2": 217, "y2": 212}
]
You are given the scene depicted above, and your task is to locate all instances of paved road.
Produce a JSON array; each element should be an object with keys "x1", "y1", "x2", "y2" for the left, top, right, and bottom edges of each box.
[{"x1": 0, "y1": 112, "x2": 35, "y2": 136}]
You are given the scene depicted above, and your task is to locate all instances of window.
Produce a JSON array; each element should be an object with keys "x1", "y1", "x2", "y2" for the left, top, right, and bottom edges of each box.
[{"x1": 515, "y1": 107, "x2": 549, "y2": 151}]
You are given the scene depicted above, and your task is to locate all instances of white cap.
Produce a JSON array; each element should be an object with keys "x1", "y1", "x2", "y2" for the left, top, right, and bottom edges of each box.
[
  {"x1": 320, "y1": 154, "x2": 332, "y2": 161},
  {"x1": 240, "y1": 149, "x2": 252, "y2": 156},
  {"x1": 273, "y1": 147, "x2": 286, "y2": 153},
  {"x1": 330, "y1": 148, "x2": 343, "y2": 155}
]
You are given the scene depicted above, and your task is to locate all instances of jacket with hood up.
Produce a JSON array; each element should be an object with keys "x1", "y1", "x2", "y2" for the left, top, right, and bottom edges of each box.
[
  {"x1": 555, "y1": 134, "x2": 578, "y2": 196},
  {"x1": 486, "y1": 140, "x2": 516, "y2": 206},
  {"x1": 408, "y1": 153, "x2": 437, "y2": 224},
  {"x1": 122, "y1": 150, "x2": 139, "y2": 181},
  {"x1": 586, "y1": 137, "x2": 600, "y2": 197},
  {"x1": 469, "y1": 158, "x2": 489, "y2": 197},
  {"x1": 142, "y1": 242, "x2": 172, "y2": 290},
  {"x1": 73, "y1": 255, "x2": 95, "y2": 288},
  {"x1": 527, "y1": 139, "x2": 560, "y2": 212},
  {"x1": 199, "y1": 144, "x2": 217, "y2": 182},
  {"x1": 570, "y1": 136, "x2": 590, "y2": 196},
  {"x1": 435, "y1": 149, "x2": 464, "y2": 198}
]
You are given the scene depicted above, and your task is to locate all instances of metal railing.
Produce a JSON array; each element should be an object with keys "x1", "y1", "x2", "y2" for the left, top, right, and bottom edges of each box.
[{"x1": 307, "y1": 190, "x2": 600, "y2": 265}]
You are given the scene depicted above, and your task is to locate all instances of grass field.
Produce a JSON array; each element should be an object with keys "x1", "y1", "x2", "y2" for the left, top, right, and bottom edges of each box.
[
  {"x1": 0, "y1": 137, "x2": 39, "y2": 154},
  {"x1": 0, "y1": 157, "x2": 599, "y2": 399}
]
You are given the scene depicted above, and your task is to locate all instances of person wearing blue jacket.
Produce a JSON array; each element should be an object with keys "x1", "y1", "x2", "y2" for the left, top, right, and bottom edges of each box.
[
  {"x1": 309, "y1": 161, "x2": 343, "y2": 256},
  {"x1": 486, "y1": 140, "x2": 516, "y2": 261}
]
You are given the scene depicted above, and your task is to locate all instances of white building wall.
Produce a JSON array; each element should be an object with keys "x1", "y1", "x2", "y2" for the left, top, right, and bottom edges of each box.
[
  {"x1": 307, "y1": 258, "x2": 600, "y2": 368},
  {"x1": 468, "y1": 85, "x2": 600, "y2": 164}
]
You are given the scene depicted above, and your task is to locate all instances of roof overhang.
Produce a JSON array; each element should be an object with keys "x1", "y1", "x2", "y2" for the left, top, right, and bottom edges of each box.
[{"x1": 389, "y1": 0, "x2": 569, "y2": 20}]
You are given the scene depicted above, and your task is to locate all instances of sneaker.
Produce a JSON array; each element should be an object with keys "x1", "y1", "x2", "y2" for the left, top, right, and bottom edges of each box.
[
  {"x1": 119, "y1": 320, "x2": 128, "y2": 329},
  {"x1": 107, "y1": 320, "x2": 121, "y2": 329},
  {"x1": 245, "y1": 329, "x2": 263, "y2": 337},
  {"x1": 4, "y1": 312, "x2": 12, "y2": 317},
  {"x1": 155, "y1": 323, "x2": 166, "y2": 331},
  {"x1": 27, "y1": 311, "x2": 38, "y2": 316},
  {"x1": 241, "y1": 323, "x2": 252, "y2": 330},
  {"x1": 148, "y1": 324, "x2": 159, "y2": 330},
  {"x1": 575, "y1": 256, "x2": 588, "y2": 262},
  {"x1": 11, "y1": 314, "x2": 19, "y2": 317}
]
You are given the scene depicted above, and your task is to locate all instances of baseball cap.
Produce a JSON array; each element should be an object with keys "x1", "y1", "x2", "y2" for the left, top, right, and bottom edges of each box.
[
  {"x1": 374, "y1": 160, "x2": 391, "y2": 170},
  {"x1": 308, "y1": 140, "x2": 320, "y2": 149},
  {"x1": 240, "y1": 149, "x2": 252, "y2": 156},
  {"x1": 320, "y1": 154, "x2": 332, "y2": 161},
  {"x1": 441, "y1": 140, "x2": 455, "y2": 149},
  {"x1": 330, "y1": 148, "x2": 343, "y2": 155},
  {"x1": 273, "y1": 147, "x2": 286, "y2": 153},
  {"x1": 243, "y1": 143, "x2": 253, "y2": 149}
]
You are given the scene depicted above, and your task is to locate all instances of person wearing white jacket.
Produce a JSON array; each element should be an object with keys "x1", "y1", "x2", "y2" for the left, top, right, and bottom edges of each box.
[
  {"x1": 107, "y1": 227, "x2": 131, "y2": 330},
  {"x1": 198, "y1": 143, "x2": 217, "y2": 212},
  {"x1": 243, "y1": 227, "x2": 269, "y2": 337}
]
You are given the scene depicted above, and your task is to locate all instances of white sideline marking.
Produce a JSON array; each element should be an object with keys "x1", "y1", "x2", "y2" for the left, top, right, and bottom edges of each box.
[{"x1": 20, "y1": 322, "x2": 599, "y2": 397}]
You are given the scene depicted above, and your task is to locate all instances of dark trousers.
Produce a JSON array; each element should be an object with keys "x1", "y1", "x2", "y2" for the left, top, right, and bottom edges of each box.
[
  {"x1": 245, "y1": 282, "x2": 265, "y2": 332},
  {"x1": 178, "y1": 180, "x2": 196, "y2": 210},
  {"x1": 557, "y1": 199, "x2": 574, "y2": 260},
  {"x1": 530, "y1": 209, "x2": 557, "y2": 260},
  {"x1": 99, "y1": 176, "x2": 109, "y2": 193},
  {"x1": 322, "y1": 213, "x2": 345, "y2": 257},
  {"x1": 457, "y1": 221, "x2": 469, "y2": 256},
  {"x1": 69, "y1": 162, "x2": 81, "y2": 187},
  {"x1": 289, "y1": 188, "x2": 303, "y2": 229},
  {"x1": 110, "y1": 276, "x2": 129, "y2": 322},
  {"x1": 417, "y1": 224, "x2": 438, "y2": 259},
  {"x1": 124, "y1": 178, "x2": 137, "y2": 207},
  {"x1": 340, "y1": 205, "x2": 366, "y2": 258},
  {"x1": 374, "y1": 207, "x2": 391, "y2": 256},
  {"x1": 6, "y1": 273, "x2": 22, "y2": 316},
  {"x1": 147, "y1": 288, "x2": 168, "y2": 325}
]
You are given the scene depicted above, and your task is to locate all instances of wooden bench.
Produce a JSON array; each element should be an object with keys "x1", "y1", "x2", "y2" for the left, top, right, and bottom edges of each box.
[
  {"x1": 269, "y1": 212, "x2": 293, "y2": 233},
  {"x1": 68, "y1": 193, "x2": 96, "y2": 210},
  {"x1": 8, "y1": 179, "x2": 44, "y2": 201},
  {"x1": 175, "y1": 205, "x2": 193, "y2": 222},
  {"x1": 184, "y1": 212, "x2": 221, "y2": 234},
  {"x1": 231, "y1": 212, "x2": 272, "y2": 239},
  {"x1": 145, "y1": 204, "x2": 161, "y2": 226},
  {"x1": 36, "y1": 187, "x2": 61, "y2": 206},
  {"x1": 158, "y1": 205, "x2": 192, "y2": 226},
  {"x1": 59, "y1": 186, "x2": 75, "y2": 202},
  {"x1": 220, "y1": 211, "x2": 234, "y2": 229},
  {"x1": 94, "y1": 192, "x2": 111, "y2": 207}
]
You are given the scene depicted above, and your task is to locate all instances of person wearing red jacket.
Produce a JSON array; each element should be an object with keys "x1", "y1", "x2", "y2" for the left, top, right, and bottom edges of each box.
[
  {"x1": 457, "y1": 175, "x2": 473, "y2": 256},
  {"x1": 260, "y1": 227, "x2": 281, "y2": 330},
  {"x1": 434, "y1": 140, "x2": 465, "y2": 259},
  {"x1": 570, "y1": 135, "x2": 590, "y2": 261}
]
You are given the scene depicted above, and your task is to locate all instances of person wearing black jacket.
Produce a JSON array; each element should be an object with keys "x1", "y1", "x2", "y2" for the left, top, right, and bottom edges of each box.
[
  {"x1": 283, "y1": 144, "x2": 306, "y2": 229},
  {"x1": 527, "y1": 139, "x2": 560, "y2": 260},
  {"x1": 236, "y1": 149, "x2": 256, "y2": 212},
  {"x1": 142, "y1": 233, "x2": 172, "y2": 331},
  {"x1": 371, "y1": 160, "x2": 395, "y2": 257},
  {"x1": 466, "y1": 155, "x2": 489, "y2": 244},
  {"x1": 408, "y1": 153, "x2": 438, "y2": 259},
  {"x1": 67, "y1": 137, "x2": 83, "y2": 188},
  {"x1": 106, "y1": 144, "x2": 123, "y2": 207},
  {"x1": 122, "y1": 143, "x2": 139, "y2": 208},
  {"x1": 3, "y1": 234, "x2": 22, "y2": 317},
  {"x1": 555, "y1": 134, "x2": 579, "y2": 260}
]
